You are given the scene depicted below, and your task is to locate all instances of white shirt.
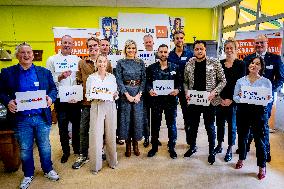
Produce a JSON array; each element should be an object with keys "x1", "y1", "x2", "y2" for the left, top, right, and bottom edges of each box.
[
  {"x1": 46, "y1": 53, "x2": 81, "y2": 96},
  {"x1": 85, "y1": 72, "x2": 118, "y2": 102}
]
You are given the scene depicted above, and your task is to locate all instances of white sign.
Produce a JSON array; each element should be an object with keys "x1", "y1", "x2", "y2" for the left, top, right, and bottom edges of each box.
[
  {"x1": 137, "y1": 51, "x2": 156, "y2": 67},
  {"x1": 54, "y1": 55, "x2": 79, "y2": 72},
  {"x1": 118, "y1": 13, "x2": 170, "y2": 51},
  {"x1": 187, "y1": 90, "x2": 210, "y2": 106},
  {"x1": 15, "y1": 90, "x2": 47, "y2": 111},
  {"x1": 107, "y1": 55, "x2": 123, "y2": 68},
  {"x1": 89, "y1": 80, "x2": 117, "y2": 101},
  {"x1": 59, "y1": 85, "x2": 83, "y2": 102},
  {"x1": 240, "y1": 86, "x2": 271, "y2": 106},
  {"x1": 153, "y1": 80, "x2": 174, "y2": 95}
]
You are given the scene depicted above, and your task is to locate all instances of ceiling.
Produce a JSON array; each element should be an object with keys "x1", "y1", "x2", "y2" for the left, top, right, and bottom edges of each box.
[{"x1": 0, "y1": 0, "x2": 229, "y2": 8}]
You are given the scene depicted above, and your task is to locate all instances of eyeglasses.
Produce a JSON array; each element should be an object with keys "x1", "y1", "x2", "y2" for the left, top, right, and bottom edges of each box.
[{"x1": 255, "y1": 41, "x2": 267, "y2": 45}]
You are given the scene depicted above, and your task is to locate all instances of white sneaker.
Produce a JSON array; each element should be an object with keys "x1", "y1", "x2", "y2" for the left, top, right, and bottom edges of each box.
[
  {"x1": 19, "y1": 176, "x2": 34, "y2": 189},
  {"x1": 44, "y1": 170, "x2": 60, "y2": 181}
]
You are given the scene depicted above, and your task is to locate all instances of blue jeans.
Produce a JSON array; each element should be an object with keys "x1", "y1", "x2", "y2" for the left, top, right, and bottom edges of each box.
[{"x1": 14, "y1": 115, "x2": 53, "y2": 177}]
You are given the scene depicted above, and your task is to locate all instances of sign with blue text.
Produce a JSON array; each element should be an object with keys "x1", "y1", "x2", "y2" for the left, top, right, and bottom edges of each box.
[
  {"x1": 54, "y1": 55, "x2": 80, "y2": 72},
  {"x1": 240, "y1": 86, "x2": 271, "y2": 106},
  {"x1": 59, "y1": 85, "x2": 83, "y2": 102},
  {"x1": 153, "y1": 80, "x2": 174, "y2": 95}
]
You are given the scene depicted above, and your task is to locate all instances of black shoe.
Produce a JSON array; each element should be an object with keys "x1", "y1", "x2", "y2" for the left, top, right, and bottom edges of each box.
[
  {"x1": 61, "y1": 154, "x2": 70, "y2": 163},
  {"x1": 236, "y1": 148, "x2": 239, "y2": 154},
  {"x1": 116, "y1": 138, "x2": 124, "y2": 145},
  {"x1": 214, "y1": 145, "x2": 223, "y2": 154},
  {"x1": 147, "y1": 148, "x2": 158, "y2": 157},
  {"x1": 143, "y1": 138, "x2": 150, "y2": 148},
  {"x1": 102, "y1": 153, "x2": 106, "y2": 160},
  {"x1": 158, "y1": 140, "x2": 162, "y2": 146},
  {"x1": 266, "y1": 152, "x2": 271, "y2": 162},
  {"x1": 224, "y1": 152, "x2": 232, "y2": 162},
  {"x1": 184, "y1": 147, "x2": 197, "y2": 158},
  {"x1": 208, "y1": 154, "x2": 215, "y2": 165},
  {"x1": 168, "y1": 149, "x2": 177, "y2": 159}
]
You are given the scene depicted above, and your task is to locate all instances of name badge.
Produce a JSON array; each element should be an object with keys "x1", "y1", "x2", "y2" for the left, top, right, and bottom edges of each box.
[
  {"x1": 34, "y1": 82, "x2": 40, "y2": 87},
  {"x1": 266, "y1": 65, "x2": 273, "y2": 69},
  {"x1": 181, "y1": 57, "x2": 187, "y2": 61}
]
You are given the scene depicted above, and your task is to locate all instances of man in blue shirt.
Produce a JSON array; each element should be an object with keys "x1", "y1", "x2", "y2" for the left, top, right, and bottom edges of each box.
[
  {"x1": 168, "y1": 30, "x2": 193, "y2": 145},
  {"x1": 0, "y1": 42, "x2": 59, "y2": 189}
]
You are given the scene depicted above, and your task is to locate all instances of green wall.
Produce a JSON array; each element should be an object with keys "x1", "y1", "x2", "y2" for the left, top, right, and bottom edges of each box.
[{"x1": 0, "y1": 6, "x2": 216, "y2": 69}]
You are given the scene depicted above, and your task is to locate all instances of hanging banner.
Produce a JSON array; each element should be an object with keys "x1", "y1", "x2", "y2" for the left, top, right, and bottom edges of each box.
[
  {"x1": 118, "y1": 13, "x2": 170, "y2": 51},
  {"x1": 235, "y1": 29, "x2": 283, "y2": 60},
  {"x1": 52, "y1": 27, "x2": 103, "y2": 57}
]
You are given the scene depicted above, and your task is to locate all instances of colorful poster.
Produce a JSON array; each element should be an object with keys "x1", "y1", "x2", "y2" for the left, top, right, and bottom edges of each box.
[
  {"x1": 15, "y1": 90, "x2": 47, "y2": 111},
  {"x1": 240, "y1": 86, "x2": 271, "y2": 106},
  {"x1": 52, "y1": 27, "x2": 103, "y2": 58},
  {"x1": 169, "y1": 17, "x2": 185, "y2": 49},
  {"x1": 58, "y1": 85, "x2": 83, "y2": 102},
  {"x1": 153, "y1": 80, "x2": 174, "y2": 95},
  {"x1": 99, "y1": 17, "x2": 119, "y2": 55},
  {"x1": 187, "y1": 90, "x2": 210, "y2": 106},
  {"x1": 235, "y1": 29, "x2": 283, "y2": 60},
  {"x1": 118, "y1": 13, "x2": 170, "y2": 51}
]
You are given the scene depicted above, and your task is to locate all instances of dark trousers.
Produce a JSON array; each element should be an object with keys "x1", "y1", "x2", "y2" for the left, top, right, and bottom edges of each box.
[
  {"x1": 151, "y1": 100, "x2": 177, "y2": 149},
  {"x1": 79, "y1": 106, "x2": 90, "y2": 157},
  {"x1": 186, "y1": 104, "x2": 216, "y2": 154},
  {"x1": 55, "y1": 99, "x2": 81, "y2": 155},
  {"x1": 178, "y1": 90, "x2": 190, "y2": 144},
  {"x1": 215, "y1": 104, "x2": 237, "y2": 146},
  {"x1": 247, "y1": 98, "x2": 273, "y2": 153},
  {"x1": 237, "y1": 104, "x2": 267, "y2": 168}
]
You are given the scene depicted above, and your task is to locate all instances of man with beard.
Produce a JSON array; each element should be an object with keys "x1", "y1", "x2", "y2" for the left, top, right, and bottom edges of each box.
[
  {"x1": 183, "y1": 40, "x2": 226, "y2": 165},
  {"x1": 72, "y1": 37, "x2": 100, "y2": 169},
  {"x1": 168, "y1": 31, "x2": 193, "y2": 145},
  {"x1": 46, "y1": 35, "x2": 81, "y2": 163},
  {"x1": 242, "y1": 34, "x2": 284, "y2": 162},
  {"x1": 146, "y1": 44, "x2": 181, "y2": 159}
]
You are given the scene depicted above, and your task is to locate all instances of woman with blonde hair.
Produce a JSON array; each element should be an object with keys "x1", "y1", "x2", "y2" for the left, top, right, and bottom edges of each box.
[
  {"x1": 214, "y1": 37, "x2": 245, "y2": 162},
  {"x1": 115, "y1": 40, "x2": 146, "y2": 157},
  {"x1": 86, "y1": 54, "x2": 118, "y2": 174}
]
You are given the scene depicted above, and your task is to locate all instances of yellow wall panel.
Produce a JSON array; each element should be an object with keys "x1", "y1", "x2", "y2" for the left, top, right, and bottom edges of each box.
[{"x1": 0, "y1": 6, "x2": 215, "y2": 69}]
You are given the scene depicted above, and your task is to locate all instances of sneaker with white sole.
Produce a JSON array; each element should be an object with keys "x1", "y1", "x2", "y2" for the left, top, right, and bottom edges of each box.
[
  {"x1": 19, "y1": 176, "x2": 34, "y2": 189},
  {"x1": 72, "y1": 156, "x2": 89, "y2": 169},
  {"x1": 44, "y1": 170, "x2": 60, "y2": 181}
]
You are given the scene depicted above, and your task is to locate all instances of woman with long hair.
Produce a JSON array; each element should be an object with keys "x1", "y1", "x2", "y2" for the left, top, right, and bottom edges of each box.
[{"x1": 115, "y1": 40, "x2": 146, "y2": 157}]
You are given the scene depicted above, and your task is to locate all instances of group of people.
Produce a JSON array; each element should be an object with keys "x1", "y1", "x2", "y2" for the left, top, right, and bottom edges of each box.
[{"x1": 0, "y1": 30, "x2": 283, "y2": 189}]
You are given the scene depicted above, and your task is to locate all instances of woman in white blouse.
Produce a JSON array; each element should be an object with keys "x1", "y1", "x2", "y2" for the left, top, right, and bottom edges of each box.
[
  {"x1": 233, "y1": 56, "x2": 272, "y2": 180},
  {"x1": 86, "y1": 54, "x2": 118, "y2": 175}
]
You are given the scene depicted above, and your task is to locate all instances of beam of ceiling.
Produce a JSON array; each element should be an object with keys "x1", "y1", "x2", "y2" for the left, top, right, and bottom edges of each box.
[{"x1": 0, "y1": 0, "x2": 229, "y2": 8}]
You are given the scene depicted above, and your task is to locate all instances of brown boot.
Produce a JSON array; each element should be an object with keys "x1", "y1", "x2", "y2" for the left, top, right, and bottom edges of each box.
[
  {"x1": 125, "y1": 139, "x2": 131, "y2": 157},
  {"x1": 132, "y1": 140, "x2": 140, "y2": 156}
]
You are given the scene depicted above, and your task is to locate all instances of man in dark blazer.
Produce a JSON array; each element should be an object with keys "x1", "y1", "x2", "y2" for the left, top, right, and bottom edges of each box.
[
  {"x1": 243, "y1": 34, "x2": 284, "y2": 162},
  {"x1": 0, "y1": 42, "x2": 59, "y2": 189}
]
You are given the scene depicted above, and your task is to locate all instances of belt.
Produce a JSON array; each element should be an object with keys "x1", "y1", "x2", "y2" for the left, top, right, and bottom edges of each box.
[{"x1": 124, "y1": 80, "x2": 141, "y2": 86}]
